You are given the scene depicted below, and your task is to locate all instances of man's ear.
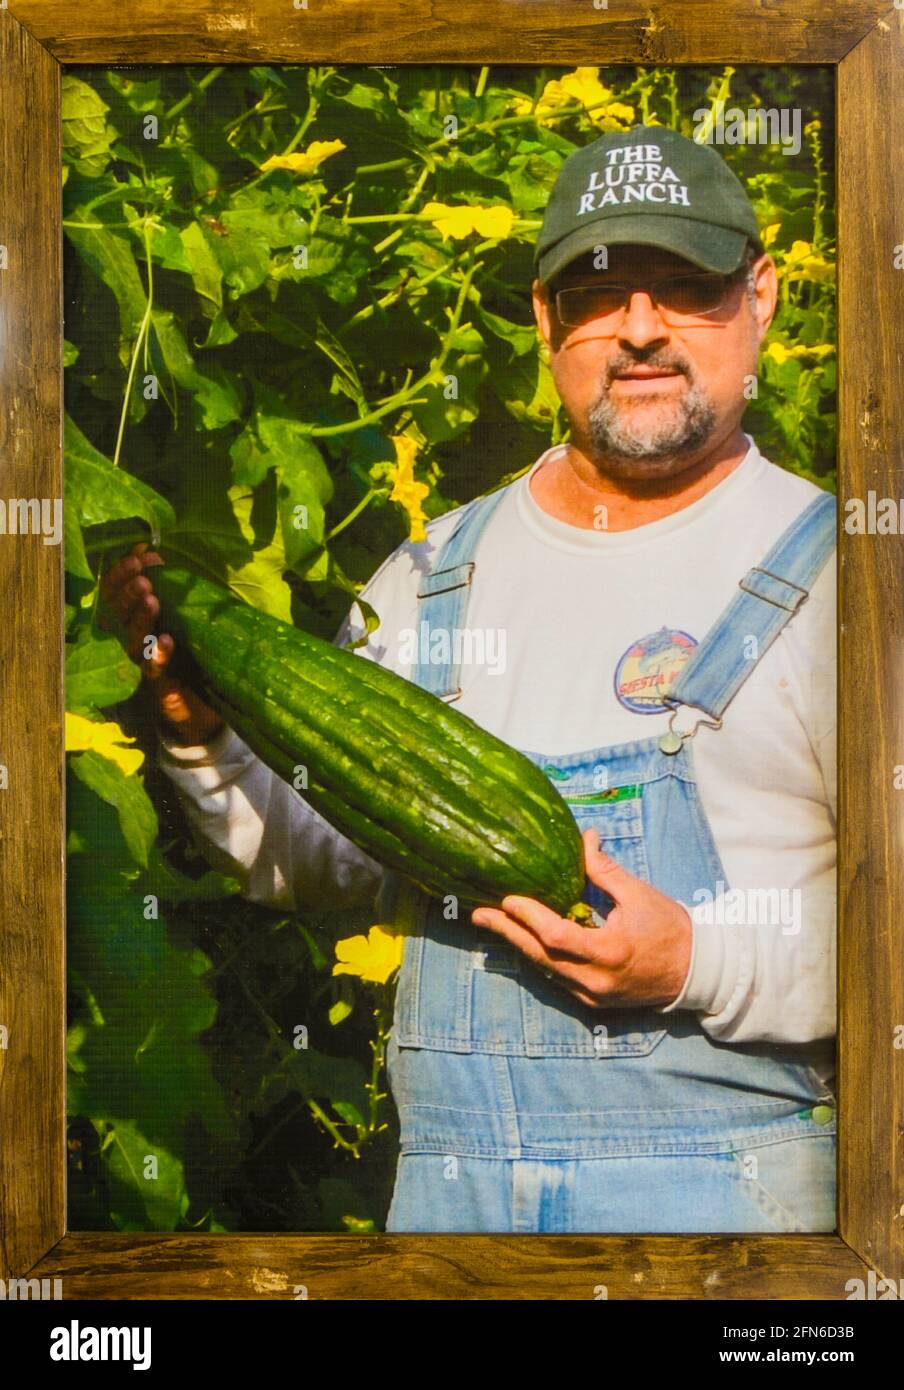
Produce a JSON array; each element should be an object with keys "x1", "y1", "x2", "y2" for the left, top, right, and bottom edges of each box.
[
  {"x1": 751, "y1": 254, "x2": 779, "y2": 342},
  {"x1": 532, "y1": 277, "x2": 554, "y2": 350}
]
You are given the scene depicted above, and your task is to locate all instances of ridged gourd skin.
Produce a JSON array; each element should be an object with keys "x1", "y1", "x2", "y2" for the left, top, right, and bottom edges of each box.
[{"x1": 153, "y1": 567, "x2": 587, "y2": 915}]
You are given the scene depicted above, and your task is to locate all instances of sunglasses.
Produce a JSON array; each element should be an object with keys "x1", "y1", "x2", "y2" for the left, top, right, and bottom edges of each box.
[{"x1": 554, "y1": 269, "x2": 747, "y2": 330}]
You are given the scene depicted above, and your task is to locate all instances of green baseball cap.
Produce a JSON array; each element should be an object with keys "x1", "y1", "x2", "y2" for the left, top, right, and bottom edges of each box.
[{"x1": 534, "y1": 124, "x2": 764, "y2": 286}]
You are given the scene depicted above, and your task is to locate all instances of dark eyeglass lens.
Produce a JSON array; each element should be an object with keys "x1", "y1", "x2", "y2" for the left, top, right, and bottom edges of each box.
[
  {"x1": 557, "y1": 286, "x2": 624, "y2": 324},
  {"x1": 659, "y1": 275, "x2": 725, "y2": 313},
  {"x1": 557, "y1": 274, "x2": 729, "y2": 325}
]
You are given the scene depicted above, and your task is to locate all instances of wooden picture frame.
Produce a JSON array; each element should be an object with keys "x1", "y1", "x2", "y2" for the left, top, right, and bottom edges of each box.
[{"x1": 1, "y1": 0, "x2": 901, "y2": 1300}]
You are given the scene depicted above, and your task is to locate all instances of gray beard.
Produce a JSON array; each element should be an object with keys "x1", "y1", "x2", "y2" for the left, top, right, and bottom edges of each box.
[{"x1": 586, "y1": 380, "x2": 717, "y2": 480}]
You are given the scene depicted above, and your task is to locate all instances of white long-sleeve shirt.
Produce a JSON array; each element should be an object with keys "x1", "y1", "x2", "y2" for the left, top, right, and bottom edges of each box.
[{"x1": 159, "y1": 434, "x2": 836, "y2": 1050}]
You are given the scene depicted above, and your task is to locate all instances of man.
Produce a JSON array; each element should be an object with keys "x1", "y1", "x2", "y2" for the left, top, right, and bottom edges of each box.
[{"x1": 104, "y1": 126, "x2": 837, "y2": 1234}]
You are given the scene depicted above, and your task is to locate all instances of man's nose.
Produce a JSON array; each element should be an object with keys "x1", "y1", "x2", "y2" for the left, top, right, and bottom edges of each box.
[{"x1": 616, "y1": 290, "x2": 671, "y2": 350}]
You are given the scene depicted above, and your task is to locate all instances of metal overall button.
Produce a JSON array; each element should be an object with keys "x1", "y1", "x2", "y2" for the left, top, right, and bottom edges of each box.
[{"x1": 658, "y1": 704, "x2": 723, "y2": 755}]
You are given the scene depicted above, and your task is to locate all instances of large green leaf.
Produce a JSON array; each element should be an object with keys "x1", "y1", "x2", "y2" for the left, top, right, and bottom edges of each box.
[
  {"x1": 104, "y1": 71, "x2": 163, "y2": 115},
  {"x1": 229, "y1": 382, "x2": 334, "y2": 573},
  {"x1": 409, "y1": 352, "x2": 486, "y2": 443},
  {"x1": 101, "y1": 1120, "x2": 190, "y2": 1231},
  {"x1": 62, "y1": 74, "x2": 117, "y2": 176},
  {"x1": 489, "y1": 344, "x2": 560, "y2": 429},
  {"x1": 69, "y1": 749, "x2": 158, "y2": 870},
  {"x1": 140, "y1": 849, "x2": 241, "y2": 905},
  {"x1": 200, "y1": 215, "x2": 272, "y2": 299},
  {"x1": 65, "y1": 632, "x2": 140, "y2": 710},
  {"x1": 130, "y1": 214, "x2": 192, "y2": 275},
  {"x1": 266, "y1": 1041, "x2": 370, "y2": 1130},
  {"x1": 273, "y1": 214, "x2": 371, "y2": 305},
  {"x1": 477, "y1": 305, "x2": 536, "y2": 357},
  {"x1": 220, "y1": 202, "x2": 309, "y2": 250},
  {"x1": 180, "y1": 220, "x2": 223, "y2": 314},
  {"x1": 64, "y1": 413, "x2": 177, "y2": 577},
  {"x1": 505, "y1": 144, "x2": 564, "y2": 212},
  {"x1": 161, "y1": 468, "x2": 295, "y2": 620},
  {"x1": 149, "y1": 309, "x2": 243, "y2": 430},
  {"x1": 64, "y1": 206, "x2": 146, "y2": 345}
]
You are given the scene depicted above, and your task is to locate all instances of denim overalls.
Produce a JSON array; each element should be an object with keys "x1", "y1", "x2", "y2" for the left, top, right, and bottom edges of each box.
[{"x1": 382, "y1": 485, "x2": 837, "y2": 1233}]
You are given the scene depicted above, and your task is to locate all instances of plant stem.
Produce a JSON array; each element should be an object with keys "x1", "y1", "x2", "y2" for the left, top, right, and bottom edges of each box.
[
  {"x1": 301, "y1": 256, "x2": 480, "y2": 438},
  {"x1": 308, "y1": 1098, "x2": 361, "y2": 1155},
  {"x1": 809, "y1": 123, "x2": 825, "y2": 251},
  {"x1": 326, "y1": 488, "x2": 380, "y2": 541},
  {"x1": 354, "y1": 156, "x2": 409, "y2": 175},
  {"x1": 241, "y1": 84, "x2": 324, "y2": 195},
  {"x1": 223, "y1": 89, "x2": 286, "y2": 138},
  {"x1": 112, "y1": 218, "x2": 157, "y2": 470},
  {"x1": 163, "y1": 67, "x2": 225, "y2": 123},
  {"x1": 365, "y1": 1003, "x2": 391, "y2": 1135},
  {"x1": 337, "y1": 254, "x2": 459, "y2": 335},
  {"x1": 369, "y1": 162, "x2": 434, "y2": 255},
  {"x1": 63, "y1": 219, "x2": 138, "y2": 230},
  {"x1": 354, "y1": 94, "x2": 630, "y2": 177}
]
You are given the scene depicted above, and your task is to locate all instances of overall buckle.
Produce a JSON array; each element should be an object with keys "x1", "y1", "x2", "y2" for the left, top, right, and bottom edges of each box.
[{"x1": 658, "y1": 701, "x2": 723, "y2": 755}]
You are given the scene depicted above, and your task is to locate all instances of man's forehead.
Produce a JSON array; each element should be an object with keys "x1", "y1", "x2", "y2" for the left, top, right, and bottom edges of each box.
[{"x1": 551, "y1": 245, "x2": 701, "y2": 286}]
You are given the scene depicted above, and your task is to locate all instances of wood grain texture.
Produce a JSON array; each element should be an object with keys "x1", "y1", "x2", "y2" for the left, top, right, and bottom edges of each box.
[
  {"x1": 6, "y1": 0, "x2": 892, "y2": 66},
  {"x1": 0, "y1": 12, "x2": 64, "y2": 1281},
  {"x1": 837, "y1": 9, "x2": 904, "y2": 1285},
  {"x1": 28, "y1": 1232, "x2": 868, "y2": 1299}
]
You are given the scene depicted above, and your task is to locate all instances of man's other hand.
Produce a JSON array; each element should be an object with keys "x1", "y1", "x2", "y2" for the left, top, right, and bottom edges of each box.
[
  {"x1": 471, "y1": 829, "x2": 692, "y2": 1009},
  {"x1": 100, "y1": 543, "x2": 225, "y2": 746}
]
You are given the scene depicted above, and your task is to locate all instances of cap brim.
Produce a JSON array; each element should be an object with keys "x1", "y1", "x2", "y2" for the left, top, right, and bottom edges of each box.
[{"x1": 536, "y1": 215, "x2": 752, "y2": 285}]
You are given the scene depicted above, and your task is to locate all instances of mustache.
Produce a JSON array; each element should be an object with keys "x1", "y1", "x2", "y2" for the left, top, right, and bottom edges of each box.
[{"x1": 604, "y1": 352, "x2": 692, "y2": 386}]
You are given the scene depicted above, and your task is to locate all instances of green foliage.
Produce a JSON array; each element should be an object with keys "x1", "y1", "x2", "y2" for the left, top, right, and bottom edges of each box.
[{"x1": 64, "y1": 62, "x2": 835, "y2": 1232}]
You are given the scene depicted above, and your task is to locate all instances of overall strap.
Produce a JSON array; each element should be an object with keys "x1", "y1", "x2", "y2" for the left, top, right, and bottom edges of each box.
[
  {"x1": 667, "y1": 489, "x2": 836, "y2": 722},
  {"x1": 413, "y1": 486, "x2": 510, "y2": 699}
]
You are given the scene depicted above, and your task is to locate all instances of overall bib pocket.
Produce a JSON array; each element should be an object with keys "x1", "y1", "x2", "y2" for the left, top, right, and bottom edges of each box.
[{"x1": 566, "y1": 790, "x2": 651, "y2": 905}]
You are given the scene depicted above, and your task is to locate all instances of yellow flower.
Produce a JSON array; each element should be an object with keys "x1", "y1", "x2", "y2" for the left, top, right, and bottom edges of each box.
[
  {"x1": 259, "y1": 139, "x2": 346, "y2": 177},
  {"x1": 388, "y1": 435, "x2": 430, "y2": 543},
  {"x1": 422, "y1": 201, "x2": 515, "y2": 242},
  {"x1": 65, "y1": 712, "x2": 144, "y2": 775},
  {"x1": 333, "y1": 923, "x2": 406, "y2": 985},
  {"x1": 804, "y1": 119, "x2": 821, "y2": 136},
  {"x1": 597, "y1": 102, "x2": 637, "y2": 130},
  {"x1": 781, "y1": 239, "x2": 835, "y2": 284},
  {"x1": 545, "y1": 66, "x2": 612, "y2": 112},
  {"x1": 511, "y1": 68, "x2": 633, "y2": 129},
  {"x1": 765, "y1": 341, "x2": 835, "y2": 366},
  {"x1": 513, "y1": 68, "x2": 607, "y2": 118},
  {"x1": 761, "y1": 222, "x2": 781, "y2": 249}
]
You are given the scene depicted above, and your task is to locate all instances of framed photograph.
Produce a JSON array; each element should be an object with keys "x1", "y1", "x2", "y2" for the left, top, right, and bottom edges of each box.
[{"x1": 1, "y1": 0, "x2": 902, "y2": 1306}]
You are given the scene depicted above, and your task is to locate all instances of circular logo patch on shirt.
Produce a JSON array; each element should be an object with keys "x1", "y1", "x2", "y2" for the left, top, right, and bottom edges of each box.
[{"x1": 614, "y1": 626, "x2": 698, "y2": 714}]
